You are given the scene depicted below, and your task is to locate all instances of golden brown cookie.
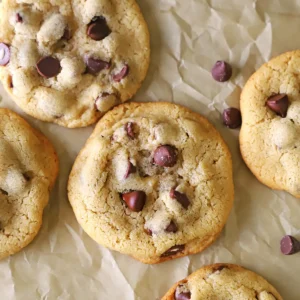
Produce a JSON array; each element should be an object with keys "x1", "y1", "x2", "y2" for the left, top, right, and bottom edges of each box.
[
  {"x1": 0, "y1": 108, "x2": 58, "y2": 259},
  {"x1": 162, "y1": 263, "x2": 282, "y2": 300},
  {"x1": 0, "y1": 0, "x2": 150, "y2": 127},
  {"x1": 68, "y1": 102, "x2": 234, "y2": 264},
  {"x1": 240, "y1": 50, "x2": 300, "y2": 198}
]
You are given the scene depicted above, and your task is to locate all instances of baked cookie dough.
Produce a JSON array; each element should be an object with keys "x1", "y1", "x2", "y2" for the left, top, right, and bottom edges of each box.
[
  {"x1": 0, "y1": 108, "x2": 58, "y2": 259},
  {"x1": 162, "y1": 263, "x2": 282, "y2": 300},
  {"x1": 240, "y1": 50, "x2": 300, "y2": 198},
  {"x1": 0, "y1": 0, "x2": 150, "y2": 128},
  {"x1": 68, "y1": 102, "x2": 234, "y2": 264}
]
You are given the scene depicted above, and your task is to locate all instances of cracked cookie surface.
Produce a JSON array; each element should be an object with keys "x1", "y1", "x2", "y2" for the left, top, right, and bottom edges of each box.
[
  {"x1": 68, "y1": 102, "x2": 234, "y2": 264},
  {"x1": 0, "y1": 108, "x2": 58, "y2": 259},
  {"x1": 0, "y1": 0, "x2": 150, "y2": 128},
  {"x1": 162, "y1": 263, "x2": 283, "y2": 300},
  {"x1": 240, "y1": 50, "x2": 300, "y2": 198}
]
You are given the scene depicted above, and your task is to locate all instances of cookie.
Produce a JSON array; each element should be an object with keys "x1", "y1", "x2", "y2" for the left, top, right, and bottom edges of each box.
[
  {"x1": 0, "y1": 108, "x2": 58, "y2": 259},
  {"x1": 240, "y1": 50, "x2": 300, "y2": 198},
  {"x1": 0, "y1": 0, "x2": 150, "y2": 128},
  {"x1": 162, "y1": 263, "x2": 282, "y2": 300},
  {"x1": 68, "y1": 102, "x2": 234, "y2": 264}
]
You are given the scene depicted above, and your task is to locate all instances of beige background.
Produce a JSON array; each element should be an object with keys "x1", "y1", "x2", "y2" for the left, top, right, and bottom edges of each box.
[{"x1": 0, "y1": 0, "x2": 299, "y2": 299}]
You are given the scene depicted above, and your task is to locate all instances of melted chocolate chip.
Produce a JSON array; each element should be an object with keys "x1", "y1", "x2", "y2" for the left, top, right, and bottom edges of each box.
[
  {"x1": 16, "y1": 13, "x2": 23, "y2": 23},
  {"x1": 165, "y1": 220, "x2": 178, "y2": 233},
  {"x1": 36, "y1": 56, "x2": 61, "y2": 78},
  {"x1": 170, "y1": 188, "x2": 190, "y2": 209},
  {"x1": 175, "y1": 291, "x2": 191, "y2": 300},
  {"x1": 223, "y1": 107, "x2": 242, "y2": 129},
  {"x1": 87, "y1": 16, "x2": 111, "y2": 41},
  {"x1": 161, "y1": 244, "x2": 185, "y2": 257},
  {"x1": 113, "y1": 65, "x2": 129, "y2": 82},
  {"x1": 266, "y1": 94, "x2": 289, "y2": 118},
  {"x1": 280, "y1": 235, "x2": 300, "y2": 255},
  {"x1": 84, "y1": 56, "x2": 111, "y2": 74},
  {"x1": 0, "y1": 43, "x2": 10, "y2": 66},
  {"x1": 211, "y1": 61, "x2": 232, "y2": 82},
  {"x1": 153, "y1": 145, "x2": 177, "y2": 167},
  {"x1": 125, "y1": 122, "x2": 135, "y2": 139},
  {"x1": 124, "y1": 161, "x2": 137, "y2": 179},
  {"x1": 122, "y1": 191, "x2": 146, "y2": 212}
]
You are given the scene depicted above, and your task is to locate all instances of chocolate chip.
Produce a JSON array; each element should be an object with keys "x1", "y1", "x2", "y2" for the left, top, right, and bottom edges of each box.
[
  {"x1": 122, "y1": 191, "x2": 146, "y2": 212},
  {"x1": 161, "y1": 244, "x2": 185, "y2": 257},
  {"x1": 223, "y1": 107, "x2": 242, "y2": 129},
  {"x1": 212, "y1": 61, "x2": 232, "y2": 82},
  {"x1": 153, "y1": 145, "x2": 177, "y2": 167},
  {"x1": 87, "y1": 16, "x2": 111, "y2": 41},
  {"x1": 0, "y1": 43, "x2": 10, "y2": 66},
  {"x1": 280, "y1": 235, "x2": 300, "y2": 255},
  {"x1": 170, "y1": 188, "x2": 190, "y2": 209},
  {"x1": 62, "y1": 28, "x2": 71, "y2": 40},
  {"x1": 125, "y1": 122, "x2": 135, "y2": 139},
  {"x1": 266, "y1": 94, "x2": 289, "y2": 118},
  {"x1": 113, "y1": 65, "x2": 129, "y2": 82},
  {"x1": 84, "y1": 56, "x2": 111, "y2": 74},
  {"x1": 175, "y1": 291, "x2": 191, "y2": 300},
  {"x1": 165, "y1": 220, "x2": 178, "y2": 233},
  {"x1": 36, "y1": 56, "x2": 61, "y2": 78},
  {"x1": 16, "y1": 13, "x2": 23, "y2": 23},
  {"x1": 124, "y1": 161, "x2": 137, "y2": 179}
]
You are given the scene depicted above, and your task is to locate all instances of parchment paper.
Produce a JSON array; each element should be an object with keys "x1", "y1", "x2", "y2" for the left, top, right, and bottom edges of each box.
[{"x1": 0, "y1": 0, "x2": 299, "y2": 299}]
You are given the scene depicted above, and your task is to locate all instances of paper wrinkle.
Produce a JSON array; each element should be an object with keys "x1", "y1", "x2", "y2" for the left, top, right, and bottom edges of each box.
[{"x1": 0, "y1": 0, "x2": 299, "y2": 299}]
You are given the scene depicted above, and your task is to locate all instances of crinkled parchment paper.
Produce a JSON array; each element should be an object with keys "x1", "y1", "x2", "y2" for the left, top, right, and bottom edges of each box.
[{"x1": 0, "y1": 0, "x2": 299, "y2": 299}]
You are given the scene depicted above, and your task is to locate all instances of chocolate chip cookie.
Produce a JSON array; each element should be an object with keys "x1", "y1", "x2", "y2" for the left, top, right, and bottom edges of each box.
[
  {"x1": 0, "y1": 108, "x2": 58, "y2": 259},
  {"x1": 240, "y1": 50, "x2": 300, "y2": 197},
  {"x1": 162, "y1": 263, "x2": 282, "y2": 300},
  {"x1": 0, "y1": 0, "x2": 150, "y2": 128},
  {"x1": 68, "y1": 102, "x2": 234, "y2": 264}
]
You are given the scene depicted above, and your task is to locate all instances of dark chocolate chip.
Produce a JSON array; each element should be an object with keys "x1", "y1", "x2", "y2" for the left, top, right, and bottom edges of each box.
[
  {"x1": 125, "y1": 122, "x2": 135, "y2": 139},
  {"x1": 84, "y1": 56, "x2": 111, "y2": 74},
  {"x1": 16, "y1": 13, "x2": 23, "y2": 23},
  {"x1": 153, "y1": 145, "x2": 177, "y2": 167},
  {"x1": 175, "y1": 291, "x2": 191, "y2": 300},
  {"x1": 122, "y1": 191, "x2": 146, "y2": 212},
  {"x1": 161, "y1": 244, "x2": 185, "y2": 257},
  {"x1": 211, "y1": 61, "x2": 232, "y2": 82},
  {"x1": 87, "y1": 16, "x2": 111, "y2": 41},
  {"x1": 223, "y1": 107, "x2": 242, "y2": 129},
  {"x1": 0, "y1": 43, "x2": 10, "y2": 66},
  {"x1": 266, "y1": 94, "x2": 289, "y2": 118},
  {"x1": 165, "y1": 220, "x2": 178, "y2": 233},
  {"x1": 62, "y1": 28, "x2": 71, "y2": 40},
  {"x1": 113, "y1": 65, "x2": 129, "y2": 82},
  {"x1": 0, "y1": 189, "x2": 8, "y2": 195},
  {"x1": 124, "y1": 161, "x2": 137, "y2": 179},
  {"x1": 170, "y1": 188, "x2": 190, "y2": 209},
  {"x1": 280, "y1": 235, "x2": 300, "y2": 255},
  {"x1": 36, "y1": 56, "x2": 61, "y2": 78}
]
